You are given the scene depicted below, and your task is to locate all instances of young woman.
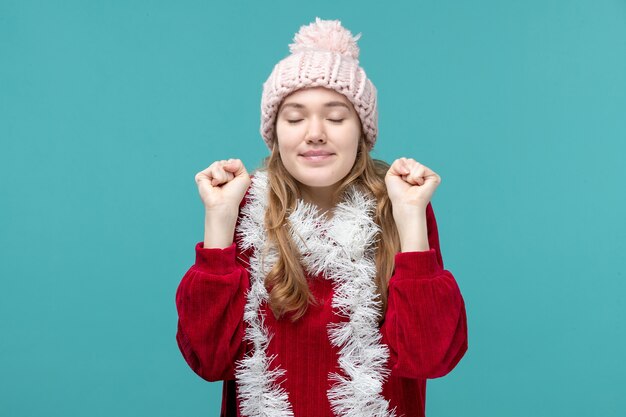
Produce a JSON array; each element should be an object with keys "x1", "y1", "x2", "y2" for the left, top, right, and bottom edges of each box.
[{"x1": 175, "y1": 17, "x2": 468, "y2": 417}]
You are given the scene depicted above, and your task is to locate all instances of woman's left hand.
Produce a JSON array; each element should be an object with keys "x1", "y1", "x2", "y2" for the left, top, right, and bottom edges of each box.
[{"x1": 385, "y1": 158, "x2": 442, "y2": 209}]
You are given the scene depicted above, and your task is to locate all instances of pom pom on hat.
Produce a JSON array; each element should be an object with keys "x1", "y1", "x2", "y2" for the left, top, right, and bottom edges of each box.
[{"x1": 289, "y1": 17, "x2": 362, "y2": 60}]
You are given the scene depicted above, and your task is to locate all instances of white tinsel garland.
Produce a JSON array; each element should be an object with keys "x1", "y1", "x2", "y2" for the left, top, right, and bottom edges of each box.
[{"x1": 234, "y1": 170, "x2": 398, "y2": 417}]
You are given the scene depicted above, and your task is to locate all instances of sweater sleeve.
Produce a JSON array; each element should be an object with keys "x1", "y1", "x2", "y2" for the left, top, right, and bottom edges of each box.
[
  {"x1": 380, "y1": 202, "x2": 468, "y2": 379},
  {"x1": 175, "y1": 241, "x2": 250, "y2": 382}
]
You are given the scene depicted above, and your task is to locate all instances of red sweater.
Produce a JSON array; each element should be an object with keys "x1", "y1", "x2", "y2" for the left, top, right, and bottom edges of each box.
[{"x1": 175, "y1": 201, "x2": 468, "y2": 417}]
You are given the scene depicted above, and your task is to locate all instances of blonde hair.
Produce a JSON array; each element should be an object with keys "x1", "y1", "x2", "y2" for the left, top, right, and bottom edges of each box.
[{"x1": 260, "y1": 135, "x2": 401, "y2": 323}]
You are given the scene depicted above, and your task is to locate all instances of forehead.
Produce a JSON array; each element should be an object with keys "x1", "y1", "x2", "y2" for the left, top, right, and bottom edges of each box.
[{"x1": 279, "y1": 87, "x2": 353, "y2": 112}]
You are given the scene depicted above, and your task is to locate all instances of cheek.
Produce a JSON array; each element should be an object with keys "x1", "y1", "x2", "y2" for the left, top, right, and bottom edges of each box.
[
  {"x1": 346, "y1": 148, "x2": 359, "y2": 168},
  {"x1": 342, "y1": 122, "x2": 361, "y2": 148},
  {"x1": 276, "y1": 125, "x2": 301, "y2": 150},
  {"x1": 276, "y1": 142, "x2": 299, "y2": 172},
  {"x1": 277, "y1": 137, "x2": 296, "y2": 156}
]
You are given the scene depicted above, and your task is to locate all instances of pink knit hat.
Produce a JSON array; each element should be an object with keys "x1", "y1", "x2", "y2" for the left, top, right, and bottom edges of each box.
[{"x1": 260, "y1": 17, "x2": 378, "y2": 151}]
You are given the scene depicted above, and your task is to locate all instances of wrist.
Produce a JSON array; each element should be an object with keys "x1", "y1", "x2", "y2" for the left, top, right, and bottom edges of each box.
[
  {"x1": 398, "y1": 238, "x2": 430, "y2": 252},
  {"x1": 392, "y1": 203, "x2": 427, "y2": 227},
  {"x1": 205, "y1": 206, "x2": 239, "y2": 223},
  {"x1": 203, "y1": 209, "x2": 238, "y2": 249},
  {"x1": 392, "y1": 204, "x2": 429, "y2": 252},
  {"x1": 391, "y1": 201, "x2": 427, "y2": 213}
]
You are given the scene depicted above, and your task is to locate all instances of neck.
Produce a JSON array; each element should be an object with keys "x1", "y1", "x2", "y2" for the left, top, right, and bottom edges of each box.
[{"x1": 298, "y1": 182, "x2": 340, "y2": 218}]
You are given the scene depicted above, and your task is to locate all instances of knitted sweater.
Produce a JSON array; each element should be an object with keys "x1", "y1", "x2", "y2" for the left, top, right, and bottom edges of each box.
[{"x1": 175, "y1": 194, "x2": 468, "y2": 417}]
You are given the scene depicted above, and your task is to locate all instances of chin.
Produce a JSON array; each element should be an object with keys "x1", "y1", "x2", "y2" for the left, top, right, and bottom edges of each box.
[
  {"x1": 299, "y1": 179, "x2": 337, "y2": 188},
  {"x1": 294, "y1": 173, "x2": 344, "y2": 189}
]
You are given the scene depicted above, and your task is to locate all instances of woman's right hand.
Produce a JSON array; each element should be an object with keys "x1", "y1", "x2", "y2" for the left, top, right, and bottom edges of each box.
[{"x1": 195, "y1": 159, "x2": 251, "y2": 211}]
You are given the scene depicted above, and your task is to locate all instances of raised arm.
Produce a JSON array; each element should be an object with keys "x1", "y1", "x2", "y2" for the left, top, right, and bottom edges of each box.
[
  {"x1": 380, "y1": 202, "x2": 468, "y2": 379},
  {"x1": 381, "y1": 158, "x2": 468, "y2": 379},
  {"x1": 175, "y1": 159, "x2": 252, "y2": 381}
]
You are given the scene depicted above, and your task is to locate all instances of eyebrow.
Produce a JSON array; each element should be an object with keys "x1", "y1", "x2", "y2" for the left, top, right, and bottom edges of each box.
[{"x1": 280, "y1": 101, "x2": 351, "y2": 112}]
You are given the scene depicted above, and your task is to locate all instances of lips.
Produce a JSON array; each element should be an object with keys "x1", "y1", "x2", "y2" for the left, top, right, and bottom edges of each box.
[
  {"x1": 298, "y1": 150, "x2": 335, "y2": 163},
  {"x1": 300, "y1": 150, "x2": 334, "y2": 157}
]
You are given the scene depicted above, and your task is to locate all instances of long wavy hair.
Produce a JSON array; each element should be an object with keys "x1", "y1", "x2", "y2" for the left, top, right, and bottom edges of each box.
[{"x1": 260, "y1": 133, "x2": 401, "y2": 323}]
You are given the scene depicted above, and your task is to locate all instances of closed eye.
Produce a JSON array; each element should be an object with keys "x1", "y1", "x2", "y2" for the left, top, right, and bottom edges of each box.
[{"x1": 286, "y1": 119, "x2": 344, "y2": 124}]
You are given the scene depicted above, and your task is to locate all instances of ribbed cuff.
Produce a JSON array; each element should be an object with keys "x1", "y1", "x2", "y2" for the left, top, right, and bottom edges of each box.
[
  {"x1": 194, "y1": 242, "x2": 238, "y2": 275},
  {"x1": 393, "y1": 248, "x2": 443, "y2": 279}
]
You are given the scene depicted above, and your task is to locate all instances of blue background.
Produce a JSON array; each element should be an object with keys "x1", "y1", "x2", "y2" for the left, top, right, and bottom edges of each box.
[{"x1": 2, "y1": 0, "x2": 625, "y2": 416}]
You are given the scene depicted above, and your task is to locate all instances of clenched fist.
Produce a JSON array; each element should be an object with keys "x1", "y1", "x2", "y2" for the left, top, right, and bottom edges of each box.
[
  {"x1": 385, "y1": 158, "x2": 441, "y2": 209},
  {"x1": 195, "y1": 159, "x2": 251, "y2": 211}
]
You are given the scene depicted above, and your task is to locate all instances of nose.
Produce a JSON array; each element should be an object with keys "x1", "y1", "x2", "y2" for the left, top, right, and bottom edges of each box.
[{"x1": 305, "y1": 118, "x2": 327, "y2": 144}]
